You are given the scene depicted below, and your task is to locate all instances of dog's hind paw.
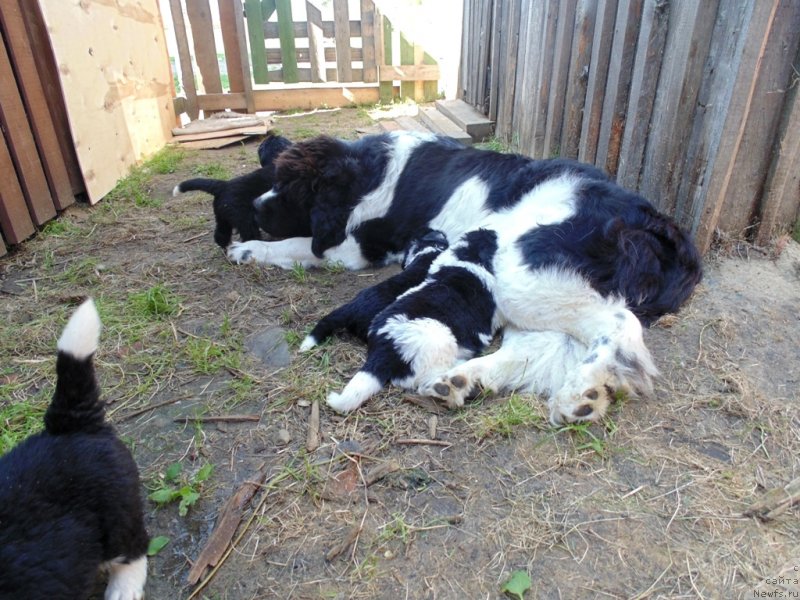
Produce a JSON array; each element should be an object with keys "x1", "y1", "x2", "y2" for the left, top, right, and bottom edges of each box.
[
  {"x1": 423, "y1": 371, "x2": 479, "y2": 409},
  {"x1": 299, "y1": 335, "x2": 318, "y2": 352},
  {"x1": 227, "y1": 241, "x2": 258, "y2": 264},
  {"x1": 104, "y1": 556, "x2": 147, "y2": 600}
]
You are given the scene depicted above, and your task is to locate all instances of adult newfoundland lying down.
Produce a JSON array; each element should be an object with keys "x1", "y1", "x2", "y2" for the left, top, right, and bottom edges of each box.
[{"x1": 228, "y1": 131, "x2": 702, "y2": 423}]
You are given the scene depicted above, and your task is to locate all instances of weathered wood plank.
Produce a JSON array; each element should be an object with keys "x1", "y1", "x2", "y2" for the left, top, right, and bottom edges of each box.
[
  {"x1": 0, "y1": 231, "x2": 7, "y2": 256},
  {"x1": 532, "y1": 0, "x2": 560, "y2": 157},
  {"x1": 487, "y1": 0, "x2": 504, "y2": 122},
  {"x1": 18, "y1": 2, "x2": 84, "y2": 196},
  {"x1": 674, "y1": 1, "x2": 757, "y2": 232},
  {"x1": 561, "y1": 0, "x2": 599, "y2": 159},
  {"x1": 595, "y1": 0, "x2": 644, "y2": 176},
  {"x1": 233, "y1": 0, "x2": 256, "y2": 112},
  {"x1": 306, "y1": 1, "x2": 326, "y2": 83},
  {"x1": 517, "y1": 0, "x2": 545, "y2": 152},
  {"x1": 399, "y1": 32, "x2": 416, "y2": 100},
  {"x1": 217, "y1": 0, "x2": 245, "y2": 94},
  {"x1": 195, "y1": 85, "x2": 379, "y2": 111},
  {"x1": 168, "y1": 0, "x2": 199, "y2": 119},
  {"x1": 756, "y1": 79, "x2": 800, "y2": 244},
  {"x1": 715, "y1": 0, "x2": 800, "y2": 235},
  {"x1": 334, "y1": 0, "x2": 353, "y2": 82},
  {"x1": 186, "y1": 0, "x2": 223, "y2": 94},
  {"x1": 694, "y1": 0, "x2": 782, "y2": 251},
  {"x1": 543, "y1": 0, "x2": 578, "y2": 158},
  {"x1": 578, "y1": 0, "x2": 619, "y2": 164},
  {"x1": 497, "y1": 0, "x2": 523, "y2": 139},
  {"x1": 264, "y1": 19, "x2": 361, "y2": 39},
  {"x1": 639, "y1": 0, "x2": 720, "y2": 214},
  {"x1": 275, "y1": 0, "x2": 298, "y2": 83},
  {"x1": 0, "y1": 35, "x2": 55, "y2": 226},
  {"x1": 0, "y1": 125, "x2": 36, "y2": 244},
  {"x1": 510, "y1": 0, "x2": 533, "y2": 148},
  {"x1": 0, "y1": 0, "x2": 74, "y2": 210},
  {"x1": 378, "y1": 11, "x2": 394, "y2": 103},
  {"x1": 360, "y1": 0, "x2": 377, "y2": 83},
  {"x1": 245, "y1": 0, "x2": 270, "y2": 84},
  {"x1": 612, "y1": 0, "x2": 670, "y2": 189}
]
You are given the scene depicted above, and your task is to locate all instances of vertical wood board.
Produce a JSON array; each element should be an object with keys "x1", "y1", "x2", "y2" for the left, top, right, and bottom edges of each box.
[
  {"x1": 217, "y1": 0, "x2": 245, "y2": 93},
  {"x1": 0, "y1": 125, "x2": 36, "y2": 244},
  {"x1": 185, "y1": 0, "x2": 222, "y2": 94},
  {"x1": 334, "y1": 0, "x2": 352, "y2": 82},
  {"x1": 275, "y1": 0, "x2": 298, "y2": 83},
  {"x1": 38, "y1": 0, "x2": 174, "y2": 204},
  {"x1": 168, "y1": 0, "x2": 199, "y2": 119}
]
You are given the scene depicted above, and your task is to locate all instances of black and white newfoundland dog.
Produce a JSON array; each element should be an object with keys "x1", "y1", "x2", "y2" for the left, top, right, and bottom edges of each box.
[
  {"x1": 227, "y1": 131, "x2": 703, "y2": 423},
  {"x1": 173, "y1": 132, "x2": 293, "y2": 248},
  {"x1": 0, "y1": 300, "x2": 149, "y2": 600}
]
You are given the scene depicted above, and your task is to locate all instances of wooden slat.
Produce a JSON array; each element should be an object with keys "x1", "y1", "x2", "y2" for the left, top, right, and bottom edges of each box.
[
  {"x1": 714, "y1": 0, "x2": 800, "y2": 235},
  {"x1": 399, "y1": 32, "x2": 416, "y2": 100},
  {"x1": 516, "y1": 0, "x2": 544, "y2": 151},
  {"x1": 245, "y1": 0, "x2": 270, "y2": 84},
  {"x1": 509, "y1": 0, "x2": 531, "y2": 146},
  {"x1": 0, "y1": 230, "x2": 7, "y2": 257},
  {"x1": 532, "y1": 0, "x2": 560, "y2": 157},
  {"x1": 0, "y1": 125, "x2": 36, "y2": 244},
  {"x1": 360, "y1": 0, "x2": 377, "y2": 83},
  {"x1": 233, "y1": 0, "x2": 256, "y2": 112},
  {"x1": 195, "y1": 85, "x2": 379, "y2": 111},
  {"x1": 378, "y1": 11, "x2": 394, "y2": 102},
  {"x1": 639, "y1": 0, "x2": 720, "y2": 215},
  {"x1": 168, "y1": 0, "x2": 199, "y2": 119},
  {"x1": 673, "y1": 2, "x2": 757, "y2": 232},
  {"x1": 380, "y1": 64, "x2": 439, "y2": 82},
  {"x1": 264, "y1": 66, "x2": 367, "y2": 83},
  {"x1": 614, "y1": 0, "x2": 667, "y2": 186},
  {"x1": 0, "y1": 0, "x2": 74, "y2": 210},
  {"x1": 186, "y1": 0, "x2": 222, "y2": 94},
  {"x1": 694, "y1": 0, "x2": 782, "y2": 251},
  {"x1": 275, "y1": 0, "x2": 298, "y2": 83},
  {"x1": 578, "y1": 0, "x2": 619, "y2": 164},
  {"x1": 18, "y1": 2, "x2": 84, "y2": 196},
  {"x1": 0, "y1": 33, "x2": 55, "y2": 226},
  {"x1": 264, "y1": 45, "x2": 364, "y2": 65},
  {"x1": 264, "y1": 19, "x2": 362, "y2": 40},
  {"x1": 756, "y1": 81, "x2": 800, "y2": 244},
  {"x1": 306, "y1": 1, "x2": 326, "y2": 83},
  {"x1": 542, "y1": 0, "x2": 578, "y2": 158},
  {"x1": 217, "y1": 0, "x2": 245, "y2": 94},
  {"x1": 333, "y1": 0, "x2": 353, "y2": 82},
  {"x1": 561, "y1": 0, "x2": 599, "y2": 159},
  {"x1": 487, "y1": 0, "x2": 504, "y2": 122},
  {"x1": 497, "y1": 0, "x2": 522, "y2": 138}
]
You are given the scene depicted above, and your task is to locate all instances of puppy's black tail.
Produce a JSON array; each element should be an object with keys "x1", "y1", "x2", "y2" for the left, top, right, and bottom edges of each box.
[
  {"x1": 44, "y1": 299, "x2": 107, "y2": 436},
  {"x1": 172, "y1": 178, "x2": 225, "y2": 197}
]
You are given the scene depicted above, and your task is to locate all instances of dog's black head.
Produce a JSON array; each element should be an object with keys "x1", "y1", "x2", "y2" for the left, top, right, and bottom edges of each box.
[
  {"x1": 402, "y1": 228, "x2": 449, "y2": 268},
  {"x1": 257, "y1": 132, "x2": 293, "y2": 168},
  {"x1": 253, "y1": 135, "x2": 360, "y2": 254}
]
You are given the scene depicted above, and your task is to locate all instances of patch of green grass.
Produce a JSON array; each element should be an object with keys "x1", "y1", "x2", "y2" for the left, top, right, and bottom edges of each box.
[
  {"x1": 0, "y1": 388, "x2": 48, "y2": 456},
  {"x1": 471, "y1": 394, "x2": 545, "y2": 438},
  {"x1": 475, "y1": 137, "x2": 512, "y2": 153},
  {"x1": 147, "y1": 145, "x2": 187, "y2": 175},
  {"x1": 293, "y1": 126, "x2": 321, "y2": 139},
  {"x1": 378, "y1": 512, "x2": 413, "y2": 546},
  {"x1": 323, "y1": 261, "x2": 346, "y2": 274},
  {"x1": 291, "y1": 262, "x2": 309, "y2": 283},
  {"x1": 792, "y1": 218, "x2": 800, "y2": 243},
  {"x1": 284, "y1": 330, "x2": 303, "y2": 347},
  {"x1": 129, "y1": 285, "x2": 181, "y2": 319},
  {"x1": 192, "y1": 162, "x2": 230, "y2": 179},
  {"x1": 559, "y1": 419, "x2": 616, "y2": 458},
  {"x1": 183, "y1": 335, "x2": 242, "y2": 375},
  {"x1": 40, "y1": 219, "x2": 81, "y2": 238},
  {"x1": 148, "y1": 461, "x2": 213, "y2": 516},
  {"x1": 106, "y1": 146, "x2": 187, "y2": 207},
  {"x1": 56, "y1": 257, "x2": 100, "y2": 285}
]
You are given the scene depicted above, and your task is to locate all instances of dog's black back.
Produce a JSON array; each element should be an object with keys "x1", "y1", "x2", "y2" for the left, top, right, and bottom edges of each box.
[
  {"x1": 174, "y1": 132, "x2": 292, "y2": 248},
  {"x1": 301, "y1": 229, "x2": 449, "y2": 350},
  {"x1": 0, "y1": 301, "x2": 149, "y2": 600}
]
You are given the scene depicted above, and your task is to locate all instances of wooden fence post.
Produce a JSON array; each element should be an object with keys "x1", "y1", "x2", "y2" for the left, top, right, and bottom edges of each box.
[{"x1": 168, "y1": 0, "x2": 199, "y2": 119}]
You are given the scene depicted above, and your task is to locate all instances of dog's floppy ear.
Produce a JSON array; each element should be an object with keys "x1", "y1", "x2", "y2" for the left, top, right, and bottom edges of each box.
[{"x1": 275, "y1": 135, "x2": 344, "y2": 182}]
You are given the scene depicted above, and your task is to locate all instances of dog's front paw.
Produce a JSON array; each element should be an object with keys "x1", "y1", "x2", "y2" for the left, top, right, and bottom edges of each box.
[
  {"x1": 424, "y1": 371, "x2": 478, "y2": 409},
  {"x1": 227, "y1": 241, "x2": 262, "y2": 264},
  {"x1": 548, "y1": 381, "x2": 613, "y2": 426},
  {"x1": 298, "y1": 335, "x2": 318, "y2": 352},
  {"x1": 105, "y1": 556, "x2": 147, "y2": 600}
]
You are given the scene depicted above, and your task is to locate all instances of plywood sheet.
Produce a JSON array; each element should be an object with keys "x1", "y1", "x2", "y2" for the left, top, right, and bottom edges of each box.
[{"x1": 37, "y1": 0, "x2": 174, "y2": 204}]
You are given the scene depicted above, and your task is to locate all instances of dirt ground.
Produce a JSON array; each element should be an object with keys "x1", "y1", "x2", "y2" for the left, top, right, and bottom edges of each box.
[{"x1": 1, "y1": 107, "x2": 798, "y2": 600}]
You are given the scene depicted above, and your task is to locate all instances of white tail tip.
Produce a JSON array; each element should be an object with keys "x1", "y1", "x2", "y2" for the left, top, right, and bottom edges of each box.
[
  {"x1": 172, "y1": 184, "x2": 182, "y2": 197},
  {"x1": 298, "y1": 335, "x2": 318, "y2": 352},
  {"x1": 57, "y1": 299, "x2": 102, "y2": 360}
]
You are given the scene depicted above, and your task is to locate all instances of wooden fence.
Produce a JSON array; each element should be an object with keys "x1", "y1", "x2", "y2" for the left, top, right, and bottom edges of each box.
[
  {"x1": 460, "y1": 0, "x2": 800, "y2": 251},
  {"x1": 169, "y1": 0, "x2": 440, "y2": 119},
  {"x1": 0, "y1": 0, "x2": 84, "y2": 255}
]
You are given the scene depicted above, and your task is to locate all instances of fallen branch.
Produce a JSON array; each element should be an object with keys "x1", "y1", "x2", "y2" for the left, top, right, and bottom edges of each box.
[
  {"x1": 744, "y1": 476, "x2": 800, "y2": 521},
  {"x1": 186, "y1": 465, "x2": 268, "y2": 585},
  {"x1": 363, "y1": 461, "x2": 401, "y2": 486},
  {"x1": 395, "y1": 438, "x2": 452, "y2": 448},
  {"x1": 173, "y1": 415, "x2": 260, "y2": 424},
  {"x1": 306, "y1": 400, "x2": 320, "y2": 452},
  {"x1": 325, "y1": 524, "x2": 363, "y2": 561},
  {"x1": 116, "y1": 395, "x2": 193, "y2": 422}
]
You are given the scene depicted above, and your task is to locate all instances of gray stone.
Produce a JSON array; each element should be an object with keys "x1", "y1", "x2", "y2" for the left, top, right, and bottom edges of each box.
[{"x1": 246, "y1": 326, "x2": 291, "y2": 368}]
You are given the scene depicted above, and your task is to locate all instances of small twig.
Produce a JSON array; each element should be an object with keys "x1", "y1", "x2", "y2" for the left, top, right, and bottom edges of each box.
[
  {"x1": 116, "y1": 395, "x2": 194, "y2": 421},
  {"x1": 395, "y1": 438, "x2": 451, "y2": 448},
  {"x1": 325, "y1": 524, "x2": 363, "y2": 562},
  {"x1": 363, "y1": 461, "x2": 400, "y2": 486},
  {"x1": 182, "y1": 232, "x2": 207, "y2": 243},
  {"x1": 172, "y1": 415, "x2": 260, "y2": 424},
  {"x1": 306, "y1": 400, "x2": 320, "y2": 452}
]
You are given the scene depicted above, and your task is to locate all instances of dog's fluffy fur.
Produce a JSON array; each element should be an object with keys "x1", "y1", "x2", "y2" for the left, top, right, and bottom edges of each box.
[
  {"x1": 226, "y1": 131, "x2": 703, "y2": 423},
  {"x1": 173, "y1": 132, "x2": 293, "y2": 247},
  {"x1": 327, "y1": 229, "x2": 501, "y2": 412},
  {"x1": 300, "y1": 228, "x2": 449, "y2": 352},
  {"x1": 0, "y1": 300, "x2": 149, "y2": 600}
]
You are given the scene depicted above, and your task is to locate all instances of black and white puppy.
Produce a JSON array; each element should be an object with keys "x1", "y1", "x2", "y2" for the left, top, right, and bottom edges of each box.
[
  {"x1": 0, "y1": 300, "x2": 149, "y2": 600},
  {"x1": 173, "y1": 132, "x2": 293, "y2": 247},
  {"x1": 299, "y1": 229, "x2": 449, "y2": 351},
  {"x1": 327, "y1": 228, "x2": 501, "y2": 412}
]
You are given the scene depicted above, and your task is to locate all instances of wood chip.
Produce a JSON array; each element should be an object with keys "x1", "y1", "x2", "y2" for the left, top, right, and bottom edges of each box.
[
  {"x1": 428, "y1": 415, "x2": 438, "y2": 440},
  {"x1": 744, "y1": 476, "x2": 800, "y2": 521},
  {"x1": 325, "y1": 524, "x2": 362, "y2": 561},
  {"x1": 306, "y1": 399, "x2": 320, "y2": 452}
]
